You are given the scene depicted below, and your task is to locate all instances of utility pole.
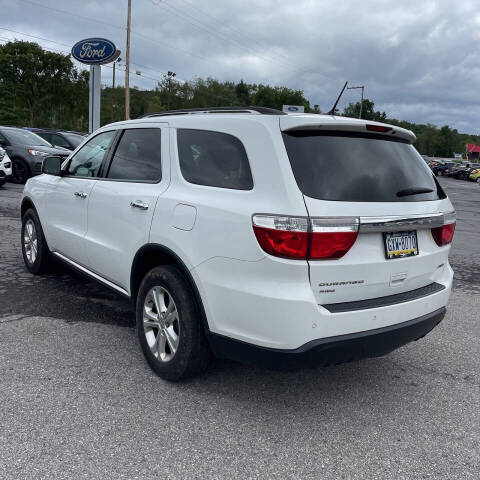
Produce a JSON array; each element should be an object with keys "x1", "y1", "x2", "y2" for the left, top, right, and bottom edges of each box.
[
  {"x1": 125, "y1": 0, "x2": 131, "y2": 119},
  {"x1": 166, "y1": 71, "x2": 176, "y2": 110},
  {"x1": 112, "y1": 57, "x2": 121, "y2": 122},
  {"x1": 347, "y1": 85, "x2": 365, "y2": 118}
]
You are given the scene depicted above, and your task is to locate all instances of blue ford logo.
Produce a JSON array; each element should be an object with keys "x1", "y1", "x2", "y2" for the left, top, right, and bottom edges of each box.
[
  {"x1": 71, "y1": 38, "x2": 118, "y2": 65},
  {"x1": 287, "y1": 106, "x2": 299, "y2": 112}
]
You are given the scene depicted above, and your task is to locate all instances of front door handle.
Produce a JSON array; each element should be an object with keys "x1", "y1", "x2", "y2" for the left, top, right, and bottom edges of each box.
[
  {"x1": 74, "y1": 191, "x2": 87, "y2": 199},
  {"x1": 130, "y1": 200, "x2": 149, "y2": 210}
]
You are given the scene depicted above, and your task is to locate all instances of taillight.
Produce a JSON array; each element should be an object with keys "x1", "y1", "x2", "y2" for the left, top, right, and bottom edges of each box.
[
  {"x1": 431, "y1": 212, "x2": 456, "y2": 246},
  {"x1": 252, "y1": 215, "x2": 308, "y2": 259},
  {"x1": 310, "y1": 217, "x2": 359, "y2": 259},
  {"x1": 252, "y1": 215, "x2": 359, "y2": 260}
]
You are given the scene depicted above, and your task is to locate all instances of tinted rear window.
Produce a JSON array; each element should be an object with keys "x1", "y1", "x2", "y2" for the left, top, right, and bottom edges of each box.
[
  {"x1": 282, "y1": 131, "x2": 445, "y2": 202},
  {"x1": 177, "y1": 129, "x2": 253, "y2": 190}
]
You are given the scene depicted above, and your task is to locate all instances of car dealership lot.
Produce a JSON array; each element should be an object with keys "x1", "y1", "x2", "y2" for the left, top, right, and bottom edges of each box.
[{"x1": 0, "y1": 178, "x2": 478, "y2": 479}]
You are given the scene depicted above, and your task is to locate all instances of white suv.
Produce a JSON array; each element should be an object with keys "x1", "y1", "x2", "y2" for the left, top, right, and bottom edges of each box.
[{"x1": 21, "y1": 107, "x2": 455, "y2": 380}]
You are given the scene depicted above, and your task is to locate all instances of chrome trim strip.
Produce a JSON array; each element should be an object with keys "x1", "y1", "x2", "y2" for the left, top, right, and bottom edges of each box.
[
  {"x1": 52, "y1": 251, "x2": 129, "y2": 297},
  {"x1": 359, "y1": 213, "x2": 446, "y2": 232}
]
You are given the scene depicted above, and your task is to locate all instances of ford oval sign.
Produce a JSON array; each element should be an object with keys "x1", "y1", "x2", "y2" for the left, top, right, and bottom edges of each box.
[{"x1": 71, "y1": 38, "x2": 118, "y2": 65}]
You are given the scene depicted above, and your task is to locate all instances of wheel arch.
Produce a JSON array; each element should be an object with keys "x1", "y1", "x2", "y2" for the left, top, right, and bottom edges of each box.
[
  {"x1": 21, "y1": 196, "x2": 37, "y2": 218},
  {"x1": 130, "y1": 244, "x2": 210, "y2": 332}
]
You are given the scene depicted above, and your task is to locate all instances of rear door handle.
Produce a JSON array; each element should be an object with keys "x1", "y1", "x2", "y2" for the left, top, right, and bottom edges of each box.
[
  {"x1": 74, "y1": 191, "x2": 87, "y2": 199},
  {"x1": 130, "y1": 200, "x2": 149, "y2": 210}
]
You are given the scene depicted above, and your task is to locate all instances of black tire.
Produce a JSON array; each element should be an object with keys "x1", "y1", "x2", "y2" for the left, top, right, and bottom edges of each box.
[
  {"x1": 136, "y1": 265, "x2": 211, "y2": 381},
  {"x1": 21, "y1": 208, "x2": 51, "y2": 274},
  {"x1": 11, "y1": 158, "x2": 31, "y2": 184},
  {"x1": 0, "y1": 176, "x2": 5, "y2": 187}
]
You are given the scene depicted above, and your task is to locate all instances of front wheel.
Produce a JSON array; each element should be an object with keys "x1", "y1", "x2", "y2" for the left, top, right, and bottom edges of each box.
[
  {"x1": 12, "y1": 158, "x2": 30, "y2": 184},
  {"x1": 136, "y1": 265, "x2": 211, "y2": 381},
  {"x1": 437, "y1": 170, "x2": 443, "y2": 176},
  {"x1": 21, "y1": 208, "x2": 51, "y2": 274}
]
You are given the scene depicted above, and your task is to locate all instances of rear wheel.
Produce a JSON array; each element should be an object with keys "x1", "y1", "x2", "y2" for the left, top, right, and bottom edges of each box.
[
  {"x1": 437, "y1": 170, "x2": 443, "y2": 176},
  {"x1": 136, "y1": 265, "x2": 211, "y2": 381},
  {"x1": 21, "y1": 208, "x2": 51, "y2": 274},
  {"x1": 12, "y1": 158, "x2": 30, "y2": 184}
]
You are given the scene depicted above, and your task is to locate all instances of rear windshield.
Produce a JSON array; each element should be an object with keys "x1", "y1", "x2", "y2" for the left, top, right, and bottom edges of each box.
[{"x1": 282, "y1": 131, "x2": 446, "y2": 202}]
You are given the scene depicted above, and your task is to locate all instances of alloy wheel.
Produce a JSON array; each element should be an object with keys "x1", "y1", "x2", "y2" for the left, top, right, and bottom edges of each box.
[
  {"x1": 23, "y1": 219, "x2": 38, "y2": 264},
  {"x1": 143, "y1": 286, "x2": 180, "y2": 362}
]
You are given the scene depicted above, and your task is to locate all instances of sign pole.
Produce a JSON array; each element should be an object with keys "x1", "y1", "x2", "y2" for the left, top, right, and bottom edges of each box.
[{"x1": 89, "y1": 65, "x2": 101, "y2": 133}]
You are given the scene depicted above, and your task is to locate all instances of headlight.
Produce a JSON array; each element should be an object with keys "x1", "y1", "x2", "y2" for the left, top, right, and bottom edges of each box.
[{"x1": 28, "y1": 149, "x2": 49, "y2": 157}]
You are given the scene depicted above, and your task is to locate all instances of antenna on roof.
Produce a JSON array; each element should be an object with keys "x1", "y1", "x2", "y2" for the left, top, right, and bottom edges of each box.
[{"x1": 327, "y1": 81, "x2": 348, "y2": 115}]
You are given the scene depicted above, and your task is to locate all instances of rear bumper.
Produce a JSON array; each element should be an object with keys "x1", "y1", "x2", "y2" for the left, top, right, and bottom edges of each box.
[{"x1": 209, "y1": 307, "x2": 446, "y2": 370}]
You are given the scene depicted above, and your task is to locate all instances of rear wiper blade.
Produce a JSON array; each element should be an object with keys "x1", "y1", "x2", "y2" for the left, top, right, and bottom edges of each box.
[{"x1": 396, "y1": 187, "x2": 434, "y2": 197}]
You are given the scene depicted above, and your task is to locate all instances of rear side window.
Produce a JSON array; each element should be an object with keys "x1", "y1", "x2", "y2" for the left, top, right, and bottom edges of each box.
[
  {"x1": 107, "y1": 128, "x2": 162, "y2": 182},
  {"x1": 177, "y1": 129, "x2": 253, "y2": 190},
  {"x1": 283, "y1": 131, "x2": 445, "y2": 202},
  {"x1": 50, "y1": 134, "x2": 70, "y2": 148}
]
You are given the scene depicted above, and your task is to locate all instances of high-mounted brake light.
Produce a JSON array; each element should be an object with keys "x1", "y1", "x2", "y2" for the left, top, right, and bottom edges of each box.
[
  {"x1": 431, "y1": 211, "x2": 456, "y2": 246},
  {"x1": 366, "y1": 124, "x2": 392, "y2": 133},
  {"x1": 252, "y1": 215, "x2": 359, "y2": 260}
]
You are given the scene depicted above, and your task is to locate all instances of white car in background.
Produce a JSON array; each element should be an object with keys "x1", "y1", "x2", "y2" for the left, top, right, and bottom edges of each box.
[
  {"x1": 0, "y1": 147, "x2": 12, "y2": 187},
  {"x1": 20, "y1": 107, "x2": 455, "y2": 381}
]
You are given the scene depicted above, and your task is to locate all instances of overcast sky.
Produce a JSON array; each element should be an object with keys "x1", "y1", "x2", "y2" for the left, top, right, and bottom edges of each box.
[{"x1": 2, "y1": 0, "x2": 479, "y2": 133}]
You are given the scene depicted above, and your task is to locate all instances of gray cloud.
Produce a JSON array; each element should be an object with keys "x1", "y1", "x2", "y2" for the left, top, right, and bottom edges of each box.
[{"x1": 2, "y1": 0, "x2": 479, "y2": 133}]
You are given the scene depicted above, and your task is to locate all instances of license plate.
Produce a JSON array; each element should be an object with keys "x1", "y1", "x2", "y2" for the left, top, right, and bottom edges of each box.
[{"x1": 384, "y1": 231, "x2": 418, "y2": 259}]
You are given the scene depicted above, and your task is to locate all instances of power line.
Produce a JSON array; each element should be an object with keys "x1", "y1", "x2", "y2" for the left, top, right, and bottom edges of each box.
[
  {"x1": 16, "y1": 0, "x2": 211, "y2": 63},
  {"x1": 173, "y1": 0, "x2": 294, "y2": 64},
  {"x1": 156, "y1": 0, "x2": 296, "y2": 71}
]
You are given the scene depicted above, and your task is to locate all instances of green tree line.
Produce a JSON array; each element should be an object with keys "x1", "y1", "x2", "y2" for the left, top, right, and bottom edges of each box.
[{"x1": 0, "y1": 40, "x2": 477, "y2": 157}]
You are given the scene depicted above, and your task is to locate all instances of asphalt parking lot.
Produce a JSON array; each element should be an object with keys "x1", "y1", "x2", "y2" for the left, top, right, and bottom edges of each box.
[{"x1": 0, "y1": 177, "x2": 478, "y2": 479}]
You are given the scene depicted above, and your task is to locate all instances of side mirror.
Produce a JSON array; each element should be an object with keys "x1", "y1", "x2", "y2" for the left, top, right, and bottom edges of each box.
[{"x1": 42, "y1": 156, "x2": 63, "y2": 176}]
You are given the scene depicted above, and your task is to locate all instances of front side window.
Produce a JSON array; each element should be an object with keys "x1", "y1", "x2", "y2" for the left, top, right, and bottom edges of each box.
[
  {"x1": 67, "y1": 130, "x2": 116, "y2": 177},
  {"x1": 177, "y1": 129, "x2": 253, "y2": 190},
  {"x1": 107, "y1": 128, "x2": 162, "y2": 182}
]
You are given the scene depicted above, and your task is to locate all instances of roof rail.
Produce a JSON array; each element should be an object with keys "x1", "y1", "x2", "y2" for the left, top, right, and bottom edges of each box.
[{"x1": 141, "y1": 106, "x2": 286, "y2": 118}]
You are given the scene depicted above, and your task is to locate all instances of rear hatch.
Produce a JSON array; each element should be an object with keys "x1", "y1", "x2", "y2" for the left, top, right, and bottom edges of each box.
[{"x1": 280, "y1": 117, "x2": 455, "y2": 306}]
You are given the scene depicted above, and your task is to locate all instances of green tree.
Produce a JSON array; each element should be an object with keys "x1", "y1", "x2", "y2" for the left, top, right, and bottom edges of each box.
[
  {"x1": 342, "y1": 99, "x2": 387, "y2": 122},
  {"x1": 0, "y1": 40, "x2": 78, "y2": 127}
]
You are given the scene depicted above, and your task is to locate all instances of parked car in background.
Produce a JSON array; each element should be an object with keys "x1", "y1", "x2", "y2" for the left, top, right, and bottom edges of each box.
[
  {"x1": 449, "y1": 164, "x2": 478, "y2": 180},
  {"x1": 431, "y1": 161, "x2": 455, "y2": 176},
  {"x1": 29, "y1": 129, "x2": 87, "y2": 151},
  {"x1": 0, "y1": 127, "x2": 70, "y2": 183},
  {"x1": 20, "y1": 108, "x2": 455, "y2": 380},
  {"x1": 0, "y1": 147, "x2": 12, "y2": 187},
  {"x1": 469, "y1": 168, "x2": 480, "y2": 182}
]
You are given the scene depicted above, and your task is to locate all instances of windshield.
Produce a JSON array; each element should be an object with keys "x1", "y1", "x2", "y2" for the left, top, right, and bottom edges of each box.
[
  {"x1": 282, "y1": 131, "x2": 446, "y2": 202},
  {"x1": 63, "y1": 133, "x2": 84, "y2": 148},
  {"x1": 3, "y1": 129, "x2": 52, "y2": 147}
]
